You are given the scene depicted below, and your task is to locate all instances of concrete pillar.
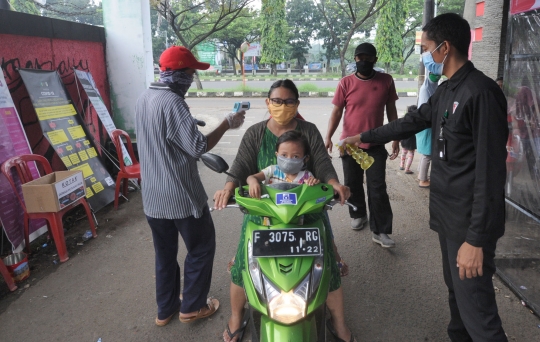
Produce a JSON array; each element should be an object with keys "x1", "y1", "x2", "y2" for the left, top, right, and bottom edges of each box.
[
  {"x1": 464, "y1": 0, "x2": 509, "y2": 80},
  {"x1": 102, "y1": 0, "x2": 153, "y2": 137}
]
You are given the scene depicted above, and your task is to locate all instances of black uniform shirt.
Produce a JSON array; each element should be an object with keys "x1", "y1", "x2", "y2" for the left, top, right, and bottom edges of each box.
[{"x1": 362, "y1": 61, "x2": 508, "y2": 247}]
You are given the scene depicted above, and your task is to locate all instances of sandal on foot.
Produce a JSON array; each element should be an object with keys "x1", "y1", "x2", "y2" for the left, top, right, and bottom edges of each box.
[
  {"x1": 326, "y1": 319, "x2": 357, "y2": 342},
  {"x1": 338, "y1": 258, "x2": 349, "y2": 277},
  {"x1": 223, "y1": 311, "x2": 249, "y2": 342},
  {"x1": 405, "y1": 170, "x2": 413, "y2": 174},
  {"x1": 155, "y1": 312, "x2": 175, "y2": 326},
  {"x1": 179, "y1": 297, "x2": 220, "y2": 323}
]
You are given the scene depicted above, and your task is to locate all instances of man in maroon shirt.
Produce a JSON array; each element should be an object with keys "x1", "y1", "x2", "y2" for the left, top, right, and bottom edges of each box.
[{"x1": 325, "y1": 43, "x2": 399, "y2": 248}]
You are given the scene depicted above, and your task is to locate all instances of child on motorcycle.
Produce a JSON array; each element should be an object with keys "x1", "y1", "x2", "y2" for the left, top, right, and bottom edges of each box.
[
  {"x1": 246, "y1": 130, "x2": 320, "y2": 197},
  {"x1": 245, "y1": 130, "x2": 349, "y2": 277}
]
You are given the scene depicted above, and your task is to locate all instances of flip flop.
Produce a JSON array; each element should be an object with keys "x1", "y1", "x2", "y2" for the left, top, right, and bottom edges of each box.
[
  {"x1": 179, "y1": 297, "x2": 220, "y2": 323},
  {"x1": 326, "y1": 319, "x2": 358, "y2": 342},
  {"x1": 223, "y1": 310, "x2": 250, "y2": 342}
]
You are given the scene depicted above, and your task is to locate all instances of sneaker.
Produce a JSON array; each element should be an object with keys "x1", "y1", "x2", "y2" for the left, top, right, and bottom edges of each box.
[
  {"x1": 351, "y1": 216, "x2": 368, "y2": 230},
  {"x1": 372, "y1": 233, "x2": 395, "y2": 248}
]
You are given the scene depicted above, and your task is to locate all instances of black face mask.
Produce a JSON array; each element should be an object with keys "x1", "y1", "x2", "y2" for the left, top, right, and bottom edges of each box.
[{"x1": 356, "y1": 61, "x2": 374, "y2": 76}]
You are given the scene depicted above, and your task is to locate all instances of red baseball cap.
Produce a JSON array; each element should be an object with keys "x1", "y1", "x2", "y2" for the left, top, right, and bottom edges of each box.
[{"x1": 159, "y1": 46, "x2": 210, "y2": 71}]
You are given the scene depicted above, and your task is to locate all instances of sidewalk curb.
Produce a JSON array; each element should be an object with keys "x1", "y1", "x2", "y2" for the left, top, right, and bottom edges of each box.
[{"x1": 186, "y1": 91, "x2": 418, "y2": 98}]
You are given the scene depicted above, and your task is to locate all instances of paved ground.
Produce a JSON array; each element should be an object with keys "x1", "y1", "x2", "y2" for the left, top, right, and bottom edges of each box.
[{"x1": 0, "y1": 98, "x2": 539, "y2": 341}]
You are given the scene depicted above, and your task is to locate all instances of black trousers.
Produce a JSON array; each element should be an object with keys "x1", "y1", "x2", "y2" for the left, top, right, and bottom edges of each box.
[
  {"x1": 146, "y1": 205, "x2": 216, "y2": 320},
  {"x1": 341, "y1": 145, "x2": 393, "y2": 234},
  {"x1": 439, "y1": 234, "x2": 507, "y2": 342}
]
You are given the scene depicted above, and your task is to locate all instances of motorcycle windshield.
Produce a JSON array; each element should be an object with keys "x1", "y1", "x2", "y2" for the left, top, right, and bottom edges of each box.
[{"x1": 235, "y1": 183, "x2": 334, "y2": 224}]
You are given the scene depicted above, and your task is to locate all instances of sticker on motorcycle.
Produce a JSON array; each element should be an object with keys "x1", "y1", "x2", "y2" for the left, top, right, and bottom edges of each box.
[
  {"x1": 276, "y1": 193, "x2": 297, "y2": 205},
  {"x1": 315, "y1": 196, "x2": 326, "y2": 204}
]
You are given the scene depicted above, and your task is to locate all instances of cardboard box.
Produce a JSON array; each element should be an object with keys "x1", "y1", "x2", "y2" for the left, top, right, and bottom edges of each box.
[{"x1": 21, "y1": 171, "x2": 86, "y2": 213}]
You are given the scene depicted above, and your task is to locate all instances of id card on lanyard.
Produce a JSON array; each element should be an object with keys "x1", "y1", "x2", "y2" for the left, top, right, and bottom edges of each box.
[{"x1": 438, "y1": 110, "x2": 448, "y2": 161}]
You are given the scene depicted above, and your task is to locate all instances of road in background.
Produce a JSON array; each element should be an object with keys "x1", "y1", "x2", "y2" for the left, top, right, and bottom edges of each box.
[
  {"x1": 200, "y1": 80, "x2": 417, "y2": 91},
  {"x1": 189, "y1": 97, "x2": 418, "y2": 157}
]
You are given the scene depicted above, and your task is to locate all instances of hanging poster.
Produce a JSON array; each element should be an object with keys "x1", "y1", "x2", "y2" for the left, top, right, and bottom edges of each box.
[
  {"x1": 0, "y1": 72, "x2": 47, "y2": 250},
  {"x1": 510, "y1": 0, "x2": 540, "y2": 14},
  {"x1": 74, "y1": 69, "x2": 132, "y2": 166},
  {"x1": 18, "y1": 69, "x2": 115, "y2": 212}
]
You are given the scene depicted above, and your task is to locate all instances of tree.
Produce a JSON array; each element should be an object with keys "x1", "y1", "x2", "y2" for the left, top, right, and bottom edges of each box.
[
  {"x1": 9, "y1": 0, "x2": 102, "y2": 24},
  {"x1": 399, "y1": 0, "x2": 423, "y2": 74},
  {"x1": 260, "y1": 0, "x2": 288, "y2": 75},
  {"x1": 151, "y1": 7, "x2": 179, "y2": 62},
  {"x1": 286, "y1": 0, "x2": 320, "y2": 68},
  {"x1": 152, "y1": 0, "x2": 254, "y2": 88},
  {"x1": 375, "y1": 0, "x2": 407, "y2": 72},
  {"x1": 8, "y1": 0, "x2": 39, "y2": 14},
  {"x1": 316, "y1": 0, "x2": 389, "y2": 77},
  {"x1": 437, "y1": 0, "x2": 465, "y2": 16},
  {"x1": 210, "y1": 10, "x2": 260, "y2": 75}
]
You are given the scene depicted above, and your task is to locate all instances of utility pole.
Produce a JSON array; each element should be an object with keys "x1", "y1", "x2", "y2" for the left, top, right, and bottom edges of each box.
[
  {"x1": 0, "y1": 0, "x2": 10, "y2": 11},
  {"x1": 418, "y1": 0, "x2": 435, "y2": 90}
]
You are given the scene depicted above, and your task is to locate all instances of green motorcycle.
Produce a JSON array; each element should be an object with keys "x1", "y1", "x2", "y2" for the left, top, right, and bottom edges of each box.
[{"x1": 202, "y1": 153, "x2": 356, "y2": 342}]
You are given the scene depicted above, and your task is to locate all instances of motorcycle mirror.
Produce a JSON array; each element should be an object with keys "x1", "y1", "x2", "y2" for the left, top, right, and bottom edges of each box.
[{"x1": 201, "y1": 153, "x2": 229, "y2": 173}]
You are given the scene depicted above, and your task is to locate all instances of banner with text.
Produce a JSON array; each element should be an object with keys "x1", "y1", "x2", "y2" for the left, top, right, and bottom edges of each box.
[
  {"x1": 74, "y1": 70, "x2": 132, "y2": 166},
  {"x1": 0, "y1": 72, "x2": 47, "y2": 250},
  {"x1": 19, "y1": 69, "x2": 115, "y2": 212}
]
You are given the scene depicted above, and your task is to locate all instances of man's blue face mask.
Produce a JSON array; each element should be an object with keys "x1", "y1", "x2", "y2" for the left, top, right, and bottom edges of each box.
[{"x1": 422, "y1": 42, "x2": 447, "y2": 76}]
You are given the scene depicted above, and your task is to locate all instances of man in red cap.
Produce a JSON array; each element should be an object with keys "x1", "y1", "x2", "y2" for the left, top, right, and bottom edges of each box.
[{"x1": 135, "y1": 46, "x2": 245, "y2": 326}]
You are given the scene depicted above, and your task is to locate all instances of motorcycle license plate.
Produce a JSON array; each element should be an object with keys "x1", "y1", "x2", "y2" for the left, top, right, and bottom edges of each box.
[{"x1": 252, "y1": 228, "x2": 322, "y2": 257}]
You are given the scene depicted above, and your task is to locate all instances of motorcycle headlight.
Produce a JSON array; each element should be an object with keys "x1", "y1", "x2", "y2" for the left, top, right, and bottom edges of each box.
[
  {"x1": 248, "y1": 240, "x2": 264, "y2": 298},
  {"x1": 266, "y1": 274, "x2": 309, "y2": 324}
]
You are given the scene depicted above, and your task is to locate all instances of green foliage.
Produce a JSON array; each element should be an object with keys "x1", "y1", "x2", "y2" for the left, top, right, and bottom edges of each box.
[
  {"x1": 400, "y1": 0, "x2": 423, "y2": 70},
  {"x1": 9, "y1": 0, "x2": 40, "y2": 15},
  {"x1": 315, "y1": 0, "x2": 388, "y2": 76},
  {"x1": 210, "y1": 8, "x2": 260, "y2": 73},
  {"x1": 437, "y1": 0, "x2": 465, "y2": 16},
  {"x1": 153, "y1": 0, "x2": 254, "y2": 50},
  {"x1": 151, "y1": 8, "x2": 179, "y2": 62},
  {"x1": 260, "y1": 0, "x2": 288, "y2": 69},
  {"x1": 10, "y1": 0, "x2": 102, "y2": 25},
  {"x1": 286, "y1": 0, "x2": 320, "y2": 68},
  {"x1": 375, "y1": 0, "x2": 407, "y2": 68}
]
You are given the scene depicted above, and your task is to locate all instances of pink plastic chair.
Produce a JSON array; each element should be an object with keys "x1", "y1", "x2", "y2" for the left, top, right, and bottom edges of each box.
[
  {"x1": 111, "y1": 129, "x2": 141, "y2": 210},
  {"x1": 1, "y1": 154, "x2": 97, "y2": 262},
  {"x1": 0, "y1": 259, "x2": 17, "y2": 291}
]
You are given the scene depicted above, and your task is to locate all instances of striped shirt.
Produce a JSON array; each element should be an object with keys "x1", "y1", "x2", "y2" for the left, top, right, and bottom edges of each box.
[{"x1": 135, "y1": 85, "x2": 208, "y2": 219}]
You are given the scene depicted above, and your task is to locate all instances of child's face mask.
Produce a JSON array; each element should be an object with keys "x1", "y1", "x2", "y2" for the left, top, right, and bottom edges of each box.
[{"x1": 277, "y1": 155, "x2": 305, "y2": 174}]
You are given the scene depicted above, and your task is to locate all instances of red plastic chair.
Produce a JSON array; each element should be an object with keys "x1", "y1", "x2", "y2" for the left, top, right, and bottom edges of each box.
[
  {"x1": 111, "y1": 129, "x2": 141, "y2": 210},
  {"x1": 0, "y1": 259, "x2": 17, "y2": 291},
  {"x1": 0, "y1": 154, "x2": 97, "y2": 262}
]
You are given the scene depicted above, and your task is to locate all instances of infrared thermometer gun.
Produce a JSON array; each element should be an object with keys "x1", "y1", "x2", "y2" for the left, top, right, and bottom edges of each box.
[{"x1": 233, "y1": 101, "x2": 250, "y2": 113}]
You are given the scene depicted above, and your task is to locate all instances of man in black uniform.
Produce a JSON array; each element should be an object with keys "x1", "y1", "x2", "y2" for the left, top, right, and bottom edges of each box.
[{"x1": 342, "y1": 13, "x2": 508, "y2": 342}]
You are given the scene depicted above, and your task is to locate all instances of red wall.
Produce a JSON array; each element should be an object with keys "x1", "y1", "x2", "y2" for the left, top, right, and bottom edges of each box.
[{"x1": 0, "y1": 33, "x2": 111, "y2": 171}]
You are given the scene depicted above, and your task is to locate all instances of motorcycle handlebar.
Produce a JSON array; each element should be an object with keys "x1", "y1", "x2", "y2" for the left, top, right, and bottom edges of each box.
[
  {"x1": 326, "y1": 200, "x2": 357, "y2": 211},
  {"x1": 209, "y1": 204, "x2": 239, "y2": 212}
]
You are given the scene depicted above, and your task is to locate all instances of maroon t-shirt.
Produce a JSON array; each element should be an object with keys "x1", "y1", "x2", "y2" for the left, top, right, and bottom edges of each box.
[{"x1": 332, "y1": 72, "x2": 398, "y2": 149}]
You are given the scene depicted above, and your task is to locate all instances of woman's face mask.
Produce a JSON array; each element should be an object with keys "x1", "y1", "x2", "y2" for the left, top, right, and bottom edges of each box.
[
  {"x1": 271, "y1": 105, "x2": 298, "y2": 126},
  {"x1": 277, "y1": 155, "x2": 305, "y2": 174}
]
